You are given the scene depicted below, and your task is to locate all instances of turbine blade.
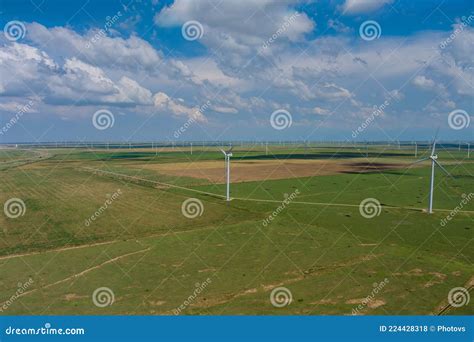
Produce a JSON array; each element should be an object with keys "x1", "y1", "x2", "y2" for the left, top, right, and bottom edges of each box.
[
  {"x1": 431, "y1": 127, "x2": 440, "y2": 156},
  {"x1": 227, "y1": 146, "x2": 234, "y2": 153},
  {"x1": 434, "y1": 160, "x2": 453, "y2": 178},
  {"x1": 220, "y1": 149, "x2": 226, "y2": 155},
  {"x1": 410, "y1": 157, "x2": 430, "y2": 165}
]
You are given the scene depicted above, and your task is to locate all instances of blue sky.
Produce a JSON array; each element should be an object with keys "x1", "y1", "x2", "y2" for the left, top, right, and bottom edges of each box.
[{"x1": 0, "y1": 0, "x2": 472, "y2": 142}]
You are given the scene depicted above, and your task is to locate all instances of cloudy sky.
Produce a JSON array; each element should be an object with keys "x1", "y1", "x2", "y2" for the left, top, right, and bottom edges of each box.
[{"x1": 0, "y1": 0, "x2": 472, "y2": 142}]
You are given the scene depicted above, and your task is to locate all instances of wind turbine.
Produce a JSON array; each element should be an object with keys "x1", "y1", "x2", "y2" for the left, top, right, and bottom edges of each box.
[
  {"x1": 412, "y1": 130, "x2": 452, "y2": 214},
  {"x1": 220, "y1": 146, "x2": 233, "y2": 202}
]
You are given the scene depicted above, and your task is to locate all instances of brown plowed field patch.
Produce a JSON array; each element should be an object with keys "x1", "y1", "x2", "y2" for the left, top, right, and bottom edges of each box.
[{"x1": 134, "y1": 159, "x2": 414, "y2": 183}]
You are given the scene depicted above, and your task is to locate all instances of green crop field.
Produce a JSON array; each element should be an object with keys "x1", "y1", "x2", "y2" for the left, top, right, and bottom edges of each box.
[{"x1": 0, "y1": 144, "x2": 472, "y2": 316}]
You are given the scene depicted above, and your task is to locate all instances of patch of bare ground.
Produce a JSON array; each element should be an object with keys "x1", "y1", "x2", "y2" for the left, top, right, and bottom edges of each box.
[
  {"x1": 63, "y1": 293, "x2": 88, "y2": 301},
  {"x1": 149, "y1": 300, "x2": 166, "y2": 306},
  {"x1": 133, "y1": 159, "x2": 416, "y2": 183},
  {"x1": 188, "y1": 253, "x2": 383, "y2": 310}
]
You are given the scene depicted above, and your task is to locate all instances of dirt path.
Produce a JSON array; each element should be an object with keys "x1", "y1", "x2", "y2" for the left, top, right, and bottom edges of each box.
[
  {"x1": 4, "y1": 247, "x2": 151, "y2": 302},
  {"x1": 179, "y1": 253, "x2": 383, "y2": 312},
  {"x1": 0, "y1": 240, "x2": 117, "y2": 261},
  {"x1": 0, "y1": 225, "x2": 222, "y2": 262}
]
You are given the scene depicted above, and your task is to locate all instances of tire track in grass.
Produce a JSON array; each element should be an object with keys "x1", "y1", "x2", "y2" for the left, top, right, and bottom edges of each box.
[
  {"x1": 1, "y1": 247, "x2": 151, "y2": 303},
  {"x1": 435, "y1": 276, "x2": 474, "y2": 315}
]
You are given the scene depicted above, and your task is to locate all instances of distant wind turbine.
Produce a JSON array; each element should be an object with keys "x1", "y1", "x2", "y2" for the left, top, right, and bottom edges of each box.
[
  {"x1": 412, "y1": 130, "x2": 452, "y2": 214},
  {"x1": 220, "y1": 146, "x2": 233, "y2": 202}
]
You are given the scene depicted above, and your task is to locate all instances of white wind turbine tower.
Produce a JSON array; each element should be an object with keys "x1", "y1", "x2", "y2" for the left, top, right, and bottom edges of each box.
[
  {"x1": 220, "y1": 146, "x2": 233, "y2": 202},
  {"x1": 412, "y1": 130, "x2": 452, "y2": 214}
]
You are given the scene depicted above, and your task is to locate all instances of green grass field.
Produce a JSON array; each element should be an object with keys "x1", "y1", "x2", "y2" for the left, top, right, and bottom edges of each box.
[{"x1": 0, "y1": 144, "x2": 472, "y2": 315}]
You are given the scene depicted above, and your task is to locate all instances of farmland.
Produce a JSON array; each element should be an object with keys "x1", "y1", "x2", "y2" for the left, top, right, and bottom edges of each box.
[{"x1": 0, "y1": 143, "x2": 472, "y2": 315}]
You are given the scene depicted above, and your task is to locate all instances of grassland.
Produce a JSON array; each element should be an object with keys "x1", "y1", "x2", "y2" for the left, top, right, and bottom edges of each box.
[{"x1": 0, "y1": 144, "x2": 472, "y2": 315}]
